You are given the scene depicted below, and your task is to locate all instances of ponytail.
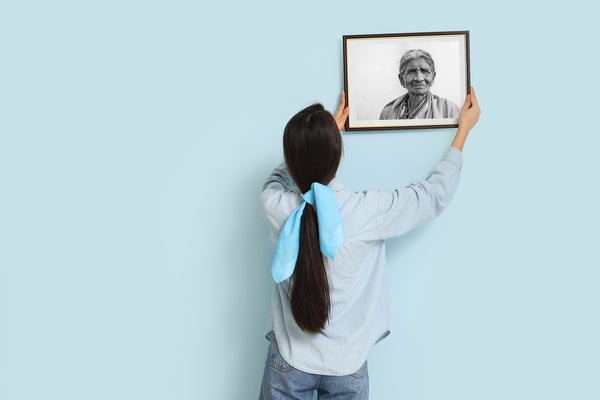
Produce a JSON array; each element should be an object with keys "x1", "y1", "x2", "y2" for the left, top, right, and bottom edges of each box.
[
  {"x1": 283, "y1": 103, "x2": 342, "y2": 334},
  {"x1": 291, "y1": 204, "x2": 330, "y2": 333}
]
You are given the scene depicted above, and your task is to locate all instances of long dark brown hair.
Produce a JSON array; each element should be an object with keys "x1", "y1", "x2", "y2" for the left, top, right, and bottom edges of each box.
[{"x1": 283, "y1": 103, "x2": 342, "y2": 333}]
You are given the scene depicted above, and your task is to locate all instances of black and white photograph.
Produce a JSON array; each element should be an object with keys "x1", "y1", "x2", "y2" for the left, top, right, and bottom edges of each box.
[{"x1": 343, "y1": 31, "x2": 470, "y2": 131}]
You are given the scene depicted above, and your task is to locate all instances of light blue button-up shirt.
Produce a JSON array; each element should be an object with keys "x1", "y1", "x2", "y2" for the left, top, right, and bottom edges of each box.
[{"x1": 260, "y1": 147, "x2": 463, "y2": 376}]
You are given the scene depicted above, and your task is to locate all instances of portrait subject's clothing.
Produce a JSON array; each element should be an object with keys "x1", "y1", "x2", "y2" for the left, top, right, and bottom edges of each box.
[
  {"x1": 259, "y1": 147, "x2": 463, "y2": 376},
  {"x1": 379, "y1": 92, "x2": 459, "y2": 120}
]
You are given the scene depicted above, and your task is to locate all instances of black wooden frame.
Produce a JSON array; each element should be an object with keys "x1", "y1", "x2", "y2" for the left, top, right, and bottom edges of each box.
[{"x1": 343, "y1": 31, "x2": 470, "y2": 131}]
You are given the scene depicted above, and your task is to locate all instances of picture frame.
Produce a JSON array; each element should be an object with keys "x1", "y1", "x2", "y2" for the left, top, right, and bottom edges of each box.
[{"x1": 343, "y1": 31, "x2": 470, "y2": 131}]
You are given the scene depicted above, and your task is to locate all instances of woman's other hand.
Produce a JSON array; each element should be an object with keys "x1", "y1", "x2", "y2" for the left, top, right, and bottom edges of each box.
[
  {"x1": 333, "y1": 91, "x2": 350, "y2": 131},
  {"x1": 452, "y1": 87, "x2": 481, "y2": 151}
]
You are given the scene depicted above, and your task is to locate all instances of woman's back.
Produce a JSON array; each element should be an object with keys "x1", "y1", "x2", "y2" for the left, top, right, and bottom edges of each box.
[{"x1": 260, "y1": 146, "x2": 463, "y2": 375}]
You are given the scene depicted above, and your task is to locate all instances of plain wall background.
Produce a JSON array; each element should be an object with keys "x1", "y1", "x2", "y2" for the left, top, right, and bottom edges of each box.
[{"x1": 1, "y1": 1, "x2": 598, "y2": 399}]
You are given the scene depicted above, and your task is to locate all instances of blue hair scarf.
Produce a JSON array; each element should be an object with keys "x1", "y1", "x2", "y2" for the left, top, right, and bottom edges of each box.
[{"x1": 271, "y1": 182, "x2": 344, "y2": 283}]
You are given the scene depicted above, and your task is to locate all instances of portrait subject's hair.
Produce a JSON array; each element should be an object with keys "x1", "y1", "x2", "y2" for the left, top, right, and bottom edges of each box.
[
  {"x1": 283, "y1": 103, "x2": 342, "y2": 334},
  {"x1": 398, "y1": 49, "x2": 436, "y2": 81}
]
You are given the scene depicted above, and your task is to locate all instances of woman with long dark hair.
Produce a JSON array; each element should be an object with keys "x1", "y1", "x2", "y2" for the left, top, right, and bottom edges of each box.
[{"x1": 259, "y1": 89, "x2": 481, "y2": 399}]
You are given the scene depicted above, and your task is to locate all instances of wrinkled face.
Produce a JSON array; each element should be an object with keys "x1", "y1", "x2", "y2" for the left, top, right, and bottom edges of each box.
[{"x1": 399, "y1": 58, "x2": 436, "y2": 96}]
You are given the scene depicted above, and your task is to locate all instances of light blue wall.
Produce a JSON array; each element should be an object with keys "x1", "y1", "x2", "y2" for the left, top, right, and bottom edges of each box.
[{"x1": 1, "y1": 1, "x2": 598, "y2": 399}]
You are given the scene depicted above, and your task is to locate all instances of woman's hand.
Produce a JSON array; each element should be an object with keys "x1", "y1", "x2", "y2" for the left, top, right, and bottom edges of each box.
[
  {"x1": 452, "y1": 87, "x2": 481, "y2": 151},
  {"x1": 333, "y1": 91, "x2": 350, "y2": 131},
  {"x1": 458, "y1": 87, "x2": 481, "y2": 133}
]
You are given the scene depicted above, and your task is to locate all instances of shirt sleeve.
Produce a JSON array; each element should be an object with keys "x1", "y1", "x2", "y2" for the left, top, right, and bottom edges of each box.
[
  {"x1": 376, "y1": 147, "x2": 463, "y2": 240},
  {"x1": 259, "y1": 163, "x2": 301, "y2": 243}
]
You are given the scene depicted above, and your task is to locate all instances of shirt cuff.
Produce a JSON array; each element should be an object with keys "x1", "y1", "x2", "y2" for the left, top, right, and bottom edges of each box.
[{"x1": 442, "y1": 146, "x2": 464, "y2": 170}]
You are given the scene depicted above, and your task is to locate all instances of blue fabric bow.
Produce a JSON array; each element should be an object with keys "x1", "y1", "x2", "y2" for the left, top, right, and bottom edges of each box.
[{"x1": 271, "y1": 182, "x2": 344, "y2": 283}]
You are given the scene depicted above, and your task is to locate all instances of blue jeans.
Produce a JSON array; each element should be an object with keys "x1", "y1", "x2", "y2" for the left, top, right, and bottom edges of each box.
[{"x1": 259, "y1": 338, "x2": 369, "y2": 400}]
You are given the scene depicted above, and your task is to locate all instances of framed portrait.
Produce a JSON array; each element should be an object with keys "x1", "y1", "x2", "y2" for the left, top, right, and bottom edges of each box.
[{"x1": 343, "y1": 31, "x2": 470, "y2": 131}]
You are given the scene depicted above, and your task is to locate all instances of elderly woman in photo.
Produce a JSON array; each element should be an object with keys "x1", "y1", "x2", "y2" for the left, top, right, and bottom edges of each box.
[{"x1": 380, "y1": 49, "x2": 459, "y2": 120}]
